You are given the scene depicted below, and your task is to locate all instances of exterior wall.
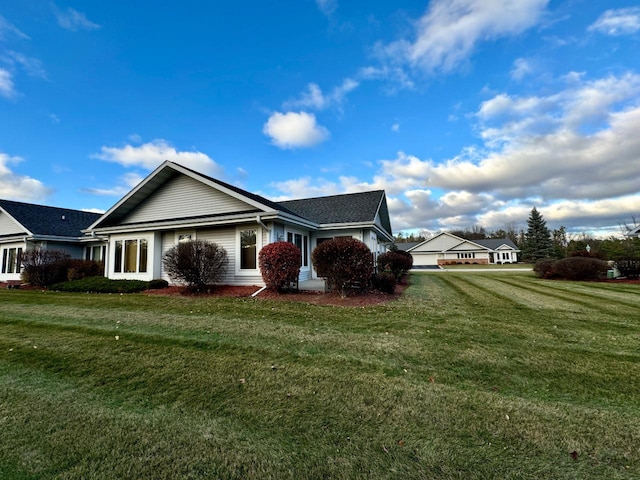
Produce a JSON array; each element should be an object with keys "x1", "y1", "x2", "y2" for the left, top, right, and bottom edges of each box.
[
  {"x1": 122, "y1": 174, "x2": 256, "y2": 225},
  {"x1": 439, "y1": 251, "x2": 490, "y2": 265},
  {"x1": 412, "y1": 234, "x2": 460, "y2": 253}
]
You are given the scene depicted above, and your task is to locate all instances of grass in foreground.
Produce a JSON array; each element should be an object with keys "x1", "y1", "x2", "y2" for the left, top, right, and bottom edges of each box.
[{"x1": 1, "y1": 272, "x2": 639, "y2": 479}]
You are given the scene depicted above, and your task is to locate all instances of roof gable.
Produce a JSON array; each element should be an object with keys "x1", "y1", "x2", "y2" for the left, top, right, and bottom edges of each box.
[
  {"x1": 91, "y1": 161, "x2": 296, "y2": 229},
  {"x1": 450, "y1": 240, "x2": 490, "y2": 252},
  {"x1": 408, "y1": 232, "x2": 465, "y2": 252},
  {"x1": 0, "y1": 199, "x2": 101, "y2": 238}
]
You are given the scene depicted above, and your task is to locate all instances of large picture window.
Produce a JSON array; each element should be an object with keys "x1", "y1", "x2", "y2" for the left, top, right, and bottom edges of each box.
[
  {"x1": 85, "y1": 245, "x2": 106, "y2": 262},
  {"x1": 113, "y1": 238, "x2": 148, "y2": 274},
  {"x1": 1, "y1": 247, "x2": 22, "y2": 274}
]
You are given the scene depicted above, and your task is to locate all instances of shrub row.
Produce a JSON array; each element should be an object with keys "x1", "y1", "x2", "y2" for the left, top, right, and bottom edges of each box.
[
  {"x1": 534, "y1": 257, "x2": 608, "y2": 281},
  {"x1": 51, "y1": 277, "x2": 168, "y2": 293}
]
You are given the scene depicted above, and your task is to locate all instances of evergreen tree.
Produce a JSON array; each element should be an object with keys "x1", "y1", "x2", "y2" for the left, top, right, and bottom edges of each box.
[{"x1": 523, "y1": 207, "x2": 554, "y2": 261}]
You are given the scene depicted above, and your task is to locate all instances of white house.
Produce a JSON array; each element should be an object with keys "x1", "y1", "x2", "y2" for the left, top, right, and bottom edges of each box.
[
  {"x1": 0, "y1": 199, "x2": 104, "y2": 282},
  {"x1": 400, "y1": 232, "x2": 520, "y2": 268},
  {"x1": 86, "y1": 161, "x2": 394, "y2": 285}
]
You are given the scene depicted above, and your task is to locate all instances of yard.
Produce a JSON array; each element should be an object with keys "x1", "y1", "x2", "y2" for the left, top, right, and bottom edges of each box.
[{"x1": 1, "y1": 272, "x2": 639, "y2": 479}]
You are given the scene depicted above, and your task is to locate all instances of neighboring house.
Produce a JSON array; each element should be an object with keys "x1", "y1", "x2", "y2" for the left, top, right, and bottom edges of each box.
[
  {"x1": 0, "y1": 199, "x2": 104, "y2": 282},
  {"x1": 402, "y1": 232, "x2": 520, "y2": 268},
  {"x1": 86, "y1": 161, "x2": 393, "y2": 285},
  {"x1": 626, "y1": 225, "x2": 640, "y2": 238}
]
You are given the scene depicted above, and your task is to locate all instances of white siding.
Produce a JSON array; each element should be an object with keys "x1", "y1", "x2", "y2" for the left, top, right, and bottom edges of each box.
[
  {"x1": 0, "y1": 212, "x2": 24, "y2": 236},
  {"x1": 412, "y1": 234, "x2": 461, "y2": 253},
  {"x1": 123, "y1": 174, "x2": 257, "y2": 225},
  {"x1": 160, "y1": 227, "x2": 264, "y2": 286}
]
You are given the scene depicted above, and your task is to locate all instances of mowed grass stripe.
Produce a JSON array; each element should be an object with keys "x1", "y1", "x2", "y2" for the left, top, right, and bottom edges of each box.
[{"x1": 493, "y1": 276, "x2": 640, "y2": 317}]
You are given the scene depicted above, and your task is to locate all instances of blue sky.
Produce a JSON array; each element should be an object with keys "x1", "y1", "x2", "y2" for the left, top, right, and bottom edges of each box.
[{"x1": 1, "y1": 1, "x2": 639, "y2": 237}]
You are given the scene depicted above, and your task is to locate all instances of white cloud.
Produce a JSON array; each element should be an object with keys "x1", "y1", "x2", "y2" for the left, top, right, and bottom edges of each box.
[
  {"x1": 4, "y1": 51, "x2": 48, "y2": 80},
  {"x1": 510, "y1": 58, "x2": 534, "y2": 81},
  {"x1": 391, "y1": 122, "x2": 400, "y2": 132},
  {"x1": 316, "y1": 0, "x2": 337, "y2": 18},
  {"x1": 52, "y1": 5, "x2": 101, "y2": 31},
  {"x1": 284, "y1": 78, "x2": 359, "y2": 111},
  {"x1": 377, "y1": 0, "x2": 549, "y2": 74},
  {"x1": 83, "y1": 172, "x2": 145, "y2": 197},
  {"x1": 589, "y1": 8, "x2": 640, "y2": 36},
  {"x1": 0, "y1": 68, "x2": 15, "y2": 98},
  {"x1": 0, "y1": 153, "x2": 52, "y2": 201},
  {"x1": 92, "y1": 139, "x2": 223, "y2": 176},
  {"x1": 268, "y1": 71, "x2": 640, "y2": 235},
  {"x1": 263, "y1": 111, "x2": 330, "y2": 149},
  {"x1": 0, "y1": 15, "x2": 29, "y2": 40}
]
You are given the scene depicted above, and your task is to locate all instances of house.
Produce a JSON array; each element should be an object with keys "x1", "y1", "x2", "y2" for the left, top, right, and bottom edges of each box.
[
  {"x1": 401, "y1": 232, "x2": 520, "y2": 268},
  {"x1": 626, "y1": 225, "x2": 640, "y2": 238},
  {"x1": 86, "y1": 161, "x2": 393, "y2": 285},
  {"x1": 0, "y1": 199, "x2": 104, "y2": 282}
]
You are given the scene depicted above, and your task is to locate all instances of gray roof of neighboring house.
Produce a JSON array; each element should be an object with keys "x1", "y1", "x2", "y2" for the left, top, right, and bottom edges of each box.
[
  {"x1": 0, "y1": 199, "x2": 102, "y2": 238},
  {"x1": 474, "y1": 238, "x2": 519, "y2": 250},
  {"x1": 279, "y1": 190, "x2": 392, "y2": 235},
  {"x1": 394, "y1": 241, "x2": 421, "y2": 251}
]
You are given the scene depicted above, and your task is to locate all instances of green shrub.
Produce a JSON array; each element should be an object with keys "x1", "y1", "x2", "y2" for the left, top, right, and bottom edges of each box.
[
  {"x1": 311, "y1": 237, "x2": 373, "y2": 298},
  {"x1": 377, "y1": 251, "x2": 413, "y2": 283},
  {"x1": 548, "y1": 257, "x2": 608, "y2": 281},
  {"x1": 259, "y1": 241, "x2": 301, "y2": 292},
  {"x1": 372, "y1": 272, "x2": 396, "y2": 294},
  {"x1": 163, "y1": 240, "x2": 228, "y2": 291},
  {"x1": 147, "y1": 278, "x2": 169, "y2": 290},
  {"x1": 21, "y1": 249, "x2": 71, "y2": 287},
  {"x1": 51, "y1": 277, "x2": 150, "y2": 293}
]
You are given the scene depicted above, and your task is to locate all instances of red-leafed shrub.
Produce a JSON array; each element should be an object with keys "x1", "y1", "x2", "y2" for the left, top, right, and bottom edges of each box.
[
  {"x1": 311, "y1": 237, "x2": 373, "y2": 298},
  {"x1": 372, "y1": 271, "x2": 396, "y2": 293},
  {"x1": 533, "y1": 258, "x2": 557, "y2": 279},
  {"x1": 377, "y1": 251, "x2": 413, "y2": 283},
  {"x1": 259, "y1": 241, "x2": 301, "y2": 292},
  {"x1": 551, "y1": 257, "x2": 608, "y2": 280},
  {"x1": 66, "y1": 259, "x2": 104, "y2": 281},
  {"x1": 535, "y1": 256, "x2": 607, "y2": 281}
]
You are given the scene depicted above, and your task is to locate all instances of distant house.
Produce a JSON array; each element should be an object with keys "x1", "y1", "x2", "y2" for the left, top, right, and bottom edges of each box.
[
  {"x1": 0, "y1": 199, "x2": 104, "y2": 282},
  {"x1": 399, "y1": 232, "x2": 520, "y2": 268},
  {"x1": 86, "y1": 161, "x2": 393, "y2": 285},
  {"x1": 626, "y1": 225, "x2": 640, "y2": 238}
]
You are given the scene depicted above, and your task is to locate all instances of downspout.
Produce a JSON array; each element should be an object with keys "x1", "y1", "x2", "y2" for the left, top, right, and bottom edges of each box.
[{"x1": 256, "y1": 215, "x2": 271, "y2": 242}]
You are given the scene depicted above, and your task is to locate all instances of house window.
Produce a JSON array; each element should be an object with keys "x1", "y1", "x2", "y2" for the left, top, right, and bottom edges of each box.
[
  {"x1": 286, "y1": 232, "x2": 309, "y2": 267},
  {"x1": 1, "y1": 247, "x2": 22, "y2": 274},
  {"x1": 113, "y1": 239, "x2": 148, "y2": 273},
  {"x1": 177, "y1": 232, "x2": 195, "y2": 243},
  {"x1": 240, "y1": 229, "x2": 257, "y2": 270},
  {"x1": 85, "y1": 245, "x2": 106, "y2": 262}
]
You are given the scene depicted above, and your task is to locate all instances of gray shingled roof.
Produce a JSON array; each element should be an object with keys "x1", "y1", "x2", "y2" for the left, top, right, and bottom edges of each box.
[
  {"x1": 474, "y1": 238, "x2": 519, "y2": 250},
  {"x1": 279, "y1": 190, "x2": 392, "y2": 235},
  {"x1": 0, "y1": 199, "x2": 102, "y2": 238}
]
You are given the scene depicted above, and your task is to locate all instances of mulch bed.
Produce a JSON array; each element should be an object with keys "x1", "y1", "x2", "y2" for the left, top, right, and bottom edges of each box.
[{"x1": 145, "y1": 284, "x2": 408, "y2": 307}]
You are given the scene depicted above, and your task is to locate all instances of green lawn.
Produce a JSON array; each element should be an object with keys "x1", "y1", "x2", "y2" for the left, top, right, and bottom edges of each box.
[{"x1": 1, "y1": 273, "x2": 639, "y2": 479}]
